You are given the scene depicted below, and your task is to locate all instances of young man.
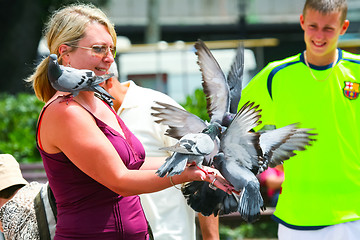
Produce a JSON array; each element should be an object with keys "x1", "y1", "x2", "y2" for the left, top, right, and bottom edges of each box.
[
  {"x1": 239, "y1": 0, "x2": 360, "y2": 239},
  {"x1": 102, "y1": 63, "x2": 219, "y2": 240},
  {"x1": 0, "y1": 154, "x2": 42, "y2": 240}
]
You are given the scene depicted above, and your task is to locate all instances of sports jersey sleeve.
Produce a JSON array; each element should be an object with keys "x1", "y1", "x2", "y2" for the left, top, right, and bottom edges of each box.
[{"x1": 239, "y1": 64, "x2": 276, "y2": 131}]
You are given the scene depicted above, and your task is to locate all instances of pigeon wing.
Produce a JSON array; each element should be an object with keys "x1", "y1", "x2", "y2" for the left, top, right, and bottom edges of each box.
[
  {"x1": 90, "y1": 73, "x2": 114, "y2": 86},
  {"x1": 227, "y1": 43, "x2": 244, "y2": 114},
  {"x1": 91, "y1": 85, "x2": 114, "y2": 100},
  {"x1": 220, "y1": 102, "x2": 262, "y2": 170},
  {"x1": 160, "y1": 133, "x2": 214, "y2": 155},
  {"x1": 151, "y1": 101, "x2": 208, "y2": 140},
  {"x1": 260, "y1": 124, "x2": 317, "y2": 169},
  {"x1": 195, "y1": 39, "x2": 230, "y2": 123},
  {"x1": 58, "y1": 66, "x2": 92, "y2": 90}
]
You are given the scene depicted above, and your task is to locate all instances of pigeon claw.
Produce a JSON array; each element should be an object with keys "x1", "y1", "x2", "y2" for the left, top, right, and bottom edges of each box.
[
  {"x1": 196, "y1": 165, "x2": 209, "y2": 175},
  {"x1": 59, "y1": 94, "x2": 74, "y2": 105}
]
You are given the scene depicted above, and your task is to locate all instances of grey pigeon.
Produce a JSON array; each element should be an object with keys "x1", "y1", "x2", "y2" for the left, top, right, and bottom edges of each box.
[
  {"x1": 155, "y1": 121, "x2": 222, "y2": 177},
  {"x1": 210, "y1": 101, "x2": 264, "y2": 222},
  {"x1": 47, "y1": 54, "x2": 114, "y2": 100},
  {"x1": 212, "y1": 121, "x2": 316, "y2": 222},
  {"x1": 182, "y1": 101, "x2": 263, "y2": 220}
]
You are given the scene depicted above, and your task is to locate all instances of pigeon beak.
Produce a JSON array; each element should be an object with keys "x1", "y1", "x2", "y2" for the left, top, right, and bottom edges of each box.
[{"x1": 219, "y1": 126, "x2": 226, "y2": 135}]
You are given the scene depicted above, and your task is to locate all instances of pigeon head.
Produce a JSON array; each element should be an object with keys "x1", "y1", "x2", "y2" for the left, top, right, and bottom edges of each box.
[
  {"x1": 222, "y1": 113, "x2": 235, "y2": 128},
  {"x1": 48, "y1": 54, "x2": 62, "y2": 84},
  {"x1": 202, "y1": 122, "x2": 222, "y2": 139},
  {"x1": 212, "y1": 152, "x2": 225, "y2": 170}
]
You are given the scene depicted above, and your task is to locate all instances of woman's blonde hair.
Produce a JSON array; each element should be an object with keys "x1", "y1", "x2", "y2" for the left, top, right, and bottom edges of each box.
[{"x1": 26, "y1": 3, "x2": 117, "y2": 102}]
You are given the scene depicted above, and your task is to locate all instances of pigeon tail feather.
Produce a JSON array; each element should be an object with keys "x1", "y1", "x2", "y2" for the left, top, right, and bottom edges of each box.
[
  {"x1": 238, "y1": 181, "x2": 264, "y2": 223},
  {"x1": 155, "y1": 152, "x2": 188, "y2": 177}
]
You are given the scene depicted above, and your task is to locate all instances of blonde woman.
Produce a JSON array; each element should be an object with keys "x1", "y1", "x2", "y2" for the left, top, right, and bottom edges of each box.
[{"x1": 27, "y1": 4, "x2": 228, "y2": 239}]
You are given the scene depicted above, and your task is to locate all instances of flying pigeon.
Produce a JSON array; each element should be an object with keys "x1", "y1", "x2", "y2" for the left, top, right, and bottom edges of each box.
[
  {"x1": 195, "y1": 39, "x2": 244, "y2": 127},
  {"x1": 182, "y1": 101, "x2": 264, "y2": 222},
  {"x1": 47, "y1": 54, "x2": 114, "y2": 101},
  {"x1": 155, "y1": 121, "x2": 222, "y2": 177},
  {"x1": 153, "y1": 100, "x2": 264, "y2": 219}
]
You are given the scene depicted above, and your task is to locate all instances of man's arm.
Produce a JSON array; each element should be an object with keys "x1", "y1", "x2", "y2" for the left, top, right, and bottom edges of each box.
[{"x1": 198, "y1": 213, "x2": 220, "y2": 240}]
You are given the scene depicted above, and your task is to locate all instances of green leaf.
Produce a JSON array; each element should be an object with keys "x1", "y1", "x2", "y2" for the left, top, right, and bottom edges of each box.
[{"x1": 0, "y1": 93, "x2": 44, "y2": 163}]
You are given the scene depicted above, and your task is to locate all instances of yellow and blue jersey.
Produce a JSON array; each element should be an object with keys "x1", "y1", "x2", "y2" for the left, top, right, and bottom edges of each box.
[{"x1": 239, "y1": 49, "x2": 360, "y2": 228}]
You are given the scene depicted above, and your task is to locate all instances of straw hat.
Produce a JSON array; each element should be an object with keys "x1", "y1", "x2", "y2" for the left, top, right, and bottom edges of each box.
[{"x1": 0, "y1": 154, "x2": 28, "y2": 192}]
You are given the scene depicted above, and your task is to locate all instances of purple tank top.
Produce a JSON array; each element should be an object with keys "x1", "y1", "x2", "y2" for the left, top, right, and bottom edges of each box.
[{"x1": 37, "y1": 99, "x2": 149, "y2": 240}]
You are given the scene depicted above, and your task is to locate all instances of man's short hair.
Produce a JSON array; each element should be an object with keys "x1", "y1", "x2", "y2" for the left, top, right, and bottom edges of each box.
[{"x1": 303, "y1": 0, "x2": 348, "y2": 23}]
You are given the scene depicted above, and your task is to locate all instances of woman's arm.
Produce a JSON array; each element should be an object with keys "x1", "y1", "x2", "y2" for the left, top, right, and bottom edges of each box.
[
  {"x1": 39, "y1": 100, "x2": 229, "y2": 196},
  {"x1": 140, "y1": 157, "x2": 166, "y2": 170}
]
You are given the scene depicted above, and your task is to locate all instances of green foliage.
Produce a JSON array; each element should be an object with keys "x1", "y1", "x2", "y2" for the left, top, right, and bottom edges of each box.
[
  {"x1": 0, "y1": 93, "x2": 44, "y2": 163},
  {"x1": 219, "y1": 221, "x2": 278, "y2": 239},
  {"x1": 181, "y1": 88, "x2": 210, "y2": 121}
]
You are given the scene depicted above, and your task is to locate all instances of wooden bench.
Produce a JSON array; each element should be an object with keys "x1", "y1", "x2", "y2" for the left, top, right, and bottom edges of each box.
[{"x1": 218, "y1": 207, "x2": 275, "y2": 226}]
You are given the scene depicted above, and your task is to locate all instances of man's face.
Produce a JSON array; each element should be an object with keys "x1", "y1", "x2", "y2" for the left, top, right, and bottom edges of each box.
[{"x1": 300, "y1": 8, "x2": 349, "y2": 62}]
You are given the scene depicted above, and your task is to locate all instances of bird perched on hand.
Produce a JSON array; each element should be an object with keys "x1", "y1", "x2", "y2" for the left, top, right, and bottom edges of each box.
[
  {"x1": 155, "y1": 121, "x2": 222, "y2": 177},
  {"x1": 47, "y1": 54, "x2": 114, "y2": 101}
]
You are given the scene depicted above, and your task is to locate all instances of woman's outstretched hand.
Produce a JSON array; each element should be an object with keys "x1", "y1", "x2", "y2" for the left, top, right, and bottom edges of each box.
[{"x1": 185, "y1": 165, "x2": 235, "y2": 194}]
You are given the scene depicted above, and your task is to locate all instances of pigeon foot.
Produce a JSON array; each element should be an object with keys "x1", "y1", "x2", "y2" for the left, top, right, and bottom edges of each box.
[{"x1": 59, "y1": 94, "x2": 74, "y2": 105}]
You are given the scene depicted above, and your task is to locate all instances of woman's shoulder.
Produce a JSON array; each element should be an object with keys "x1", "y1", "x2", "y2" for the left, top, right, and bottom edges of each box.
[
  {"x1": 41, "y1": 95, "x2": 98, "y2": 136},
  {"x1": 45, "y1": 96, "x2": 90, "y2": 118}
]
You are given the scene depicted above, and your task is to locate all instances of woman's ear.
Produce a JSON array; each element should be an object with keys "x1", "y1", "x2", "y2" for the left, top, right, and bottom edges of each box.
[{"x1": 58, "y1": 44, "x2": 71, "y2": 64}]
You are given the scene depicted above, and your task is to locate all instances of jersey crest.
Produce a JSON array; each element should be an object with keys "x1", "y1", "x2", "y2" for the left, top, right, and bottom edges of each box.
[{"x1": 343, "y1": 81, "x2": 359, "y2": 100}]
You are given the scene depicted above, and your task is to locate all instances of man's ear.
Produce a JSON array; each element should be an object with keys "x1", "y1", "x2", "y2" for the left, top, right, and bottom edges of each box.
[
  {"x1": 340, "y1": 20, "x2": 350, "y2": 35},
  {"x1": 299, "y1": 14, "x2": 305, "y2": 31}
]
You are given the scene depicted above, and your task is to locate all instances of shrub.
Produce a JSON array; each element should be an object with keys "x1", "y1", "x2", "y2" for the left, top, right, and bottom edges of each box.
[
  {"x1": 181, "y1": 88, "x2": 210, "y2": 121},
  {"x1": 0, "y1": 93, "x2": 44, "y2": 163}
]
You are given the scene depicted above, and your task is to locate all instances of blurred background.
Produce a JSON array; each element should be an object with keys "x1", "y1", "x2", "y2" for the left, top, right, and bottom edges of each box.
[
  {"x1": 1, "y1": 1, "x2": 359, "y2": 239},
  {"x1": 2, "y1": 0, "x2": 360, "y2": 164},
  {"x1": 3, "y1": 0, "x2": 360, "y2": 97}
]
